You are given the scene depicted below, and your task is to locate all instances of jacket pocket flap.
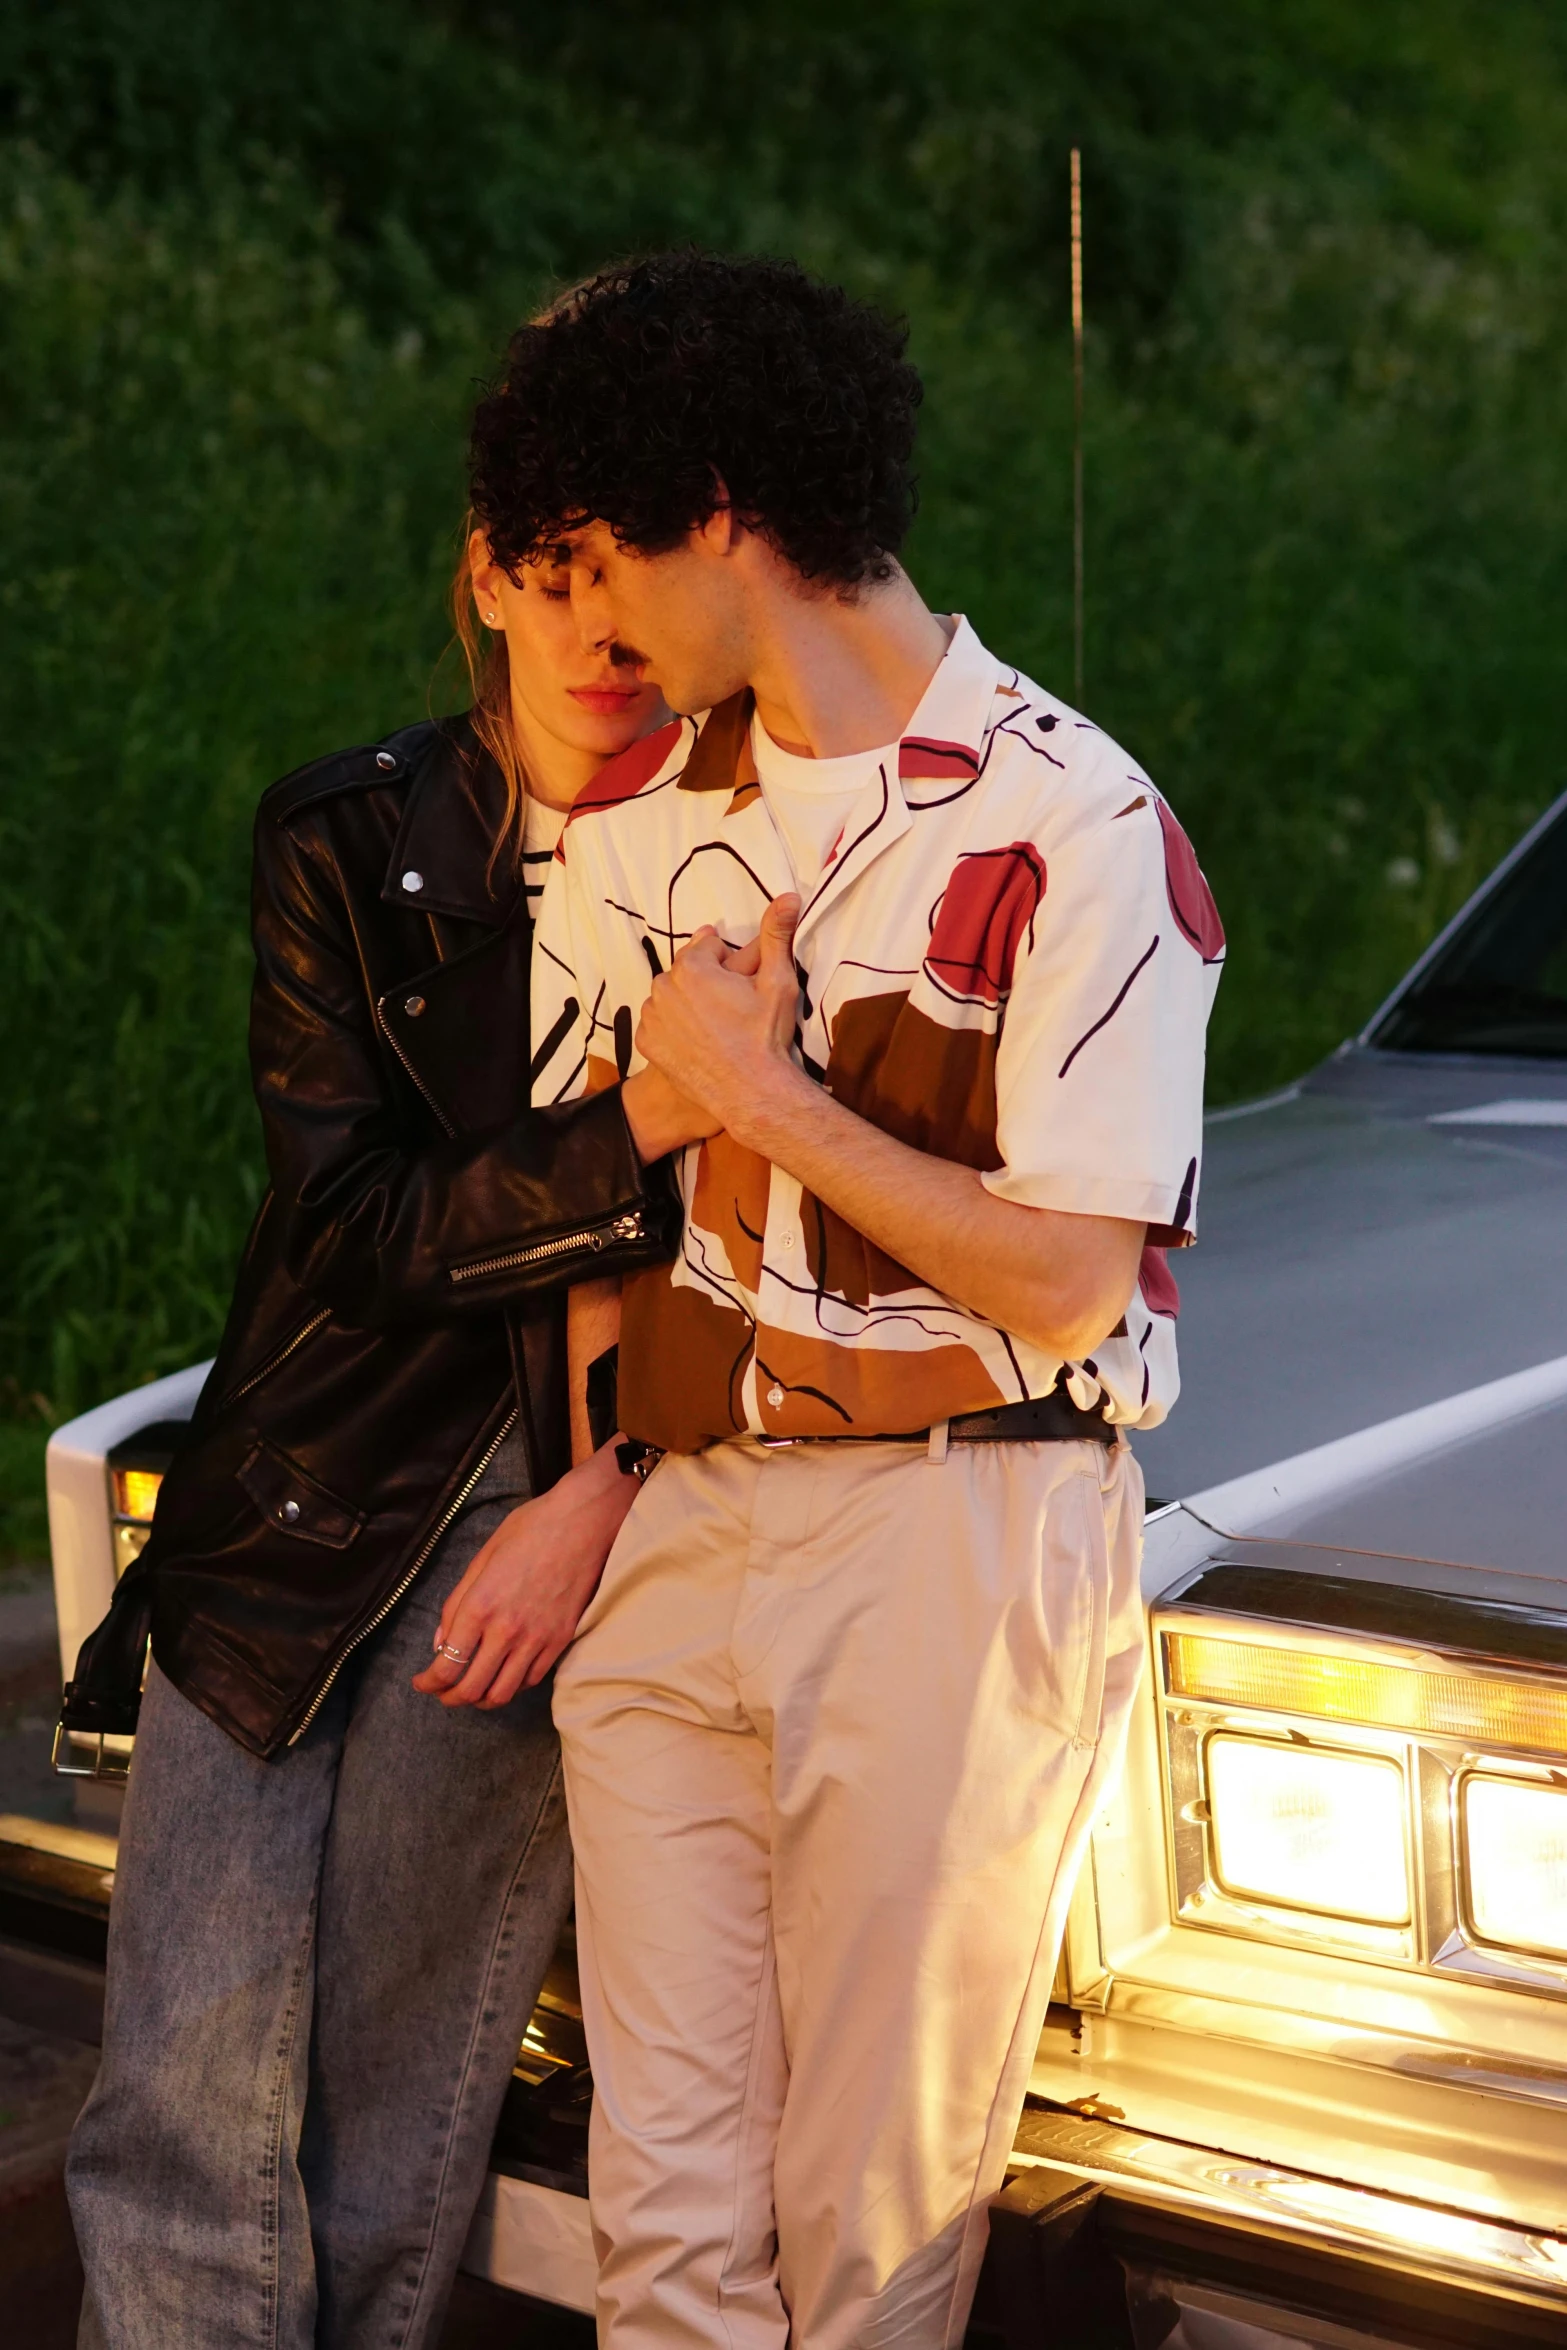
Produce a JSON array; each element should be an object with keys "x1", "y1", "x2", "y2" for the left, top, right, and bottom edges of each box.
[{"x1": 237, "y1": 1441, "x2": 364, "y2": 1550}]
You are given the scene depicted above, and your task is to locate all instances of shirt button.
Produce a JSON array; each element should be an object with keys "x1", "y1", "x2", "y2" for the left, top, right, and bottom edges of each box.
[
  {"x1": 781, "y1": 1231, "x2": 794, "y2": 1248},
  {"x1": 403, "y1": 995, "x2": 426, "y2": 1018},
  {"x1": 402, "y1": 869, "x2": 424, "y2": 894},
  {"x1": 766, "y1": 1384, "x2": 785, "y2": 1410},
  {"x1": 376, "y1": 750, "x2": 397, "y2": 771},
  {"x1": 280, "y1": 1499, "x2": 301, "y2": 1524}
]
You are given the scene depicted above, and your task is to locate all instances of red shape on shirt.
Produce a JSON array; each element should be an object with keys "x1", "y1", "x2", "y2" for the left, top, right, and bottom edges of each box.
[
  {"x1": 1138, "y1": 1244, "x2": 1180, "y2": 1318},
  {"x1": 1155, "y1": 797, "x2": 1225, "y2": 962},
  {"x1": 900, "y1": 736, "x2": 981, "y2": 782},
  {"x1": 567, "y1": 718, "x2": 683, "y2": 821},
  {"x1": 923, "y1": 844, "x2": 1045, "y2": 1008}
]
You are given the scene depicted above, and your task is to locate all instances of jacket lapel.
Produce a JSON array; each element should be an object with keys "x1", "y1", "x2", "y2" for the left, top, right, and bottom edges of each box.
[
  {"x1": 382, "y1": 721, "x2": 521, "y2": 928},
  {"x1": 379, "y1": 899, "x2": 531, "y2": 1138}
]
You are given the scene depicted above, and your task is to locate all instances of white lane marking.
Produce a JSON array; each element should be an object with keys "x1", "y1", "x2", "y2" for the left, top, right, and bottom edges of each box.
[{"x1": 1430, "y1": 1098, "x2": 1567, "y2": 1127}]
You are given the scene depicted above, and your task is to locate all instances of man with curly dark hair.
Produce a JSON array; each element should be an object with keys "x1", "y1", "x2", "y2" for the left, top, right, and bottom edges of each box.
[
  {"x1": 512, "y1": 249, "x2": 1223, "y2": 2349},
  {"x1": 468, "y1": 250, "x2": 921, "y2": 601}
]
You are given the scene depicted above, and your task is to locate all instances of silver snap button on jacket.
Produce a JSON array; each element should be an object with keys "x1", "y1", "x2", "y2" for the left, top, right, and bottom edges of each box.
[{"x1": 402, "y1": 869, "x2": 424, "y2": 894}]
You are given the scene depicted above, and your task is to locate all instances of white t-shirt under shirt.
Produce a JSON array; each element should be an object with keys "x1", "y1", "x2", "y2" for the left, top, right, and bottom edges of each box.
[
  {"x1": 522, "y1": 795, "x2": 567, "y2": 921},
  {"x1": 749, "y1": 718, "x2": 897, "y2": 893}
]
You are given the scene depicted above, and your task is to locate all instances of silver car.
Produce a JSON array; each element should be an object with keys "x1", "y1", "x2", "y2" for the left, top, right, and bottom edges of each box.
[{"x1": 15, "y1": 786, "x2": 1567, "y2": 2347}]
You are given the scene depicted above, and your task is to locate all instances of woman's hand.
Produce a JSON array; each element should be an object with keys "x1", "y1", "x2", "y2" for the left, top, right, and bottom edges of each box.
[
  {"x1": 411, "y1": 1443, "x2": 638, "y2": 1709},
  {"x1": 620, "y1": 1063, "x2": 722, "y2": 1161}
]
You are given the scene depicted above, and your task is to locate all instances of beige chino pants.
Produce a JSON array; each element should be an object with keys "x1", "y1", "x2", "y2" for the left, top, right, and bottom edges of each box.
[{"x1": 552, "y1": 1432, "x2": 1146, "y2": 2350}]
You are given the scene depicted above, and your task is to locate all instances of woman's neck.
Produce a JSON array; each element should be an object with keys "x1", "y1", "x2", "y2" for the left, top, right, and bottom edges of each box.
[{"x1": 506, "y1": 689, "x2": 603, "y2": 813}]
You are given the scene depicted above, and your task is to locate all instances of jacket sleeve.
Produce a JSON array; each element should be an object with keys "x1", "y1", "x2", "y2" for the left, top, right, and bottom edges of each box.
[{"x1": 249, "y1": 804, "x2": 680, "y2": 1329}]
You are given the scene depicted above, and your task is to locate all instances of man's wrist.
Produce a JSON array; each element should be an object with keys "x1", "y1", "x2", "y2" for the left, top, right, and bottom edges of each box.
[{"x1": 725, "y1": 1054, "x2": 829, "y2": 1159}]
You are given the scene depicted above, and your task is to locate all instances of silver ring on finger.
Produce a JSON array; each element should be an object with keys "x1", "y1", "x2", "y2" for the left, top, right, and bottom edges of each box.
[{"x1": 440, "y1": 1643, "x2": 473, "y2": 1664}]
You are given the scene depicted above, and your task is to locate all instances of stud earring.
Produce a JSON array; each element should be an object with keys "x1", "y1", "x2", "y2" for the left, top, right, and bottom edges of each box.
[{"x1": 486, "y1": 611, "x2": 499, "y2": 623}]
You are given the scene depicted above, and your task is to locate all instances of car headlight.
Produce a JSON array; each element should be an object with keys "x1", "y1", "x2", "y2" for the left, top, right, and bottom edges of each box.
[
  {"x1": 1463, "y1": 1774, "x2": 1567, "y2": 1960},
  {"x1": 1166, "y1": 1628, "x2": 1567, "y2": 1757},
  {"x1": 1206, "y1": 1734, "x2": 1410, "y2": 1926},
  {"x1": 111, "y1": 1467, "x2": 164, "y2": 1522},
  {"x1": 106, "y1": 1421, "x2": 182, "y2": 1577},
  {"x1": 1153, "y1": 1563, "x2": 1567, "y2": 1987}
]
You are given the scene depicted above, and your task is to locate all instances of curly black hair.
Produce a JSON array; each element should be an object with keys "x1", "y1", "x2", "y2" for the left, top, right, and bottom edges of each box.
[{"x1": 468, "y1": 250, "x2": 922, "y2": 591}]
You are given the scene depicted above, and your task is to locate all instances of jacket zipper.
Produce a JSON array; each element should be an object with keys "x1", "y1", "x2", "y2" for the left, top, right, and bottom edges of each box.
[
  {"x1": 449, "y1": 1208, "x2": 647, "y2": 1287},
  {"x1": 376, "y1": 993, "x2": 455, "y2": 1138},
  {"x1": 286, "y1": 1404, "x2": 519, "y2": 1746},
  {"x1": 220, "y1": 1307, "x2": 331, "y2": 1412}
]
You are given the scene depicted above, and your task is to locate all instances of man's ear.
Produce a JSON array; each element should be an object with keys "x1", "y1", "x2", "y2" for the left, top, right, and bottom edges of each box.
[{"x1": 695, "y1": 474, "x2": 739, "y2": 557}]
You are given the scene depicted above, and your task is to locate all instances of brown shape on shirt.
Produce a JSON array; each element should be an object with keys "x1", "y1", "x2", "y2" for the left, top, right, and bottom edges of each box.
[
  {"x1": 753, "y1": 1326, "x2": 1006, "y2": 1435},
  {"x1": 618, "y1": 1266, "x2": 755, "y2": 1449},
  {"x1": 691, "y1": 1132, "x2": 771, "y2": 1296},
  {"x1": 679, "y1": 689, "x2": 755, "y2": 794},
  {"x1": 801, "y1": 989, "x2": 1002, "y2": 1307}
]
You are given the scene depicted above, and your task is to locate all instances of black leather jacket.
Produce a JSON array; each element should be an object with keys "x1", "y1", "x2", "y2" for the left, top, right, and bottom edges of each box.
[{"x1": 61, "y1": 716, "x2": 678, "y2": 1758}]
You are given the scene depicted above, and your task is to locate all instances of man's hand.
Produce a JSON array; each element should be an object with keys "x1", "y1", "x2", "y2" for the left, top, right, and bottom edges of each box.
[
  {"x1": 634, "y1": 889, "x2": 1141, "y2": 1360},
  {"x1": 634, "y1": 893, "x2": 803, "y2": 1133},
  {"x1": 411, "y1": 1444, "x2": 637, "y2": 1709}
]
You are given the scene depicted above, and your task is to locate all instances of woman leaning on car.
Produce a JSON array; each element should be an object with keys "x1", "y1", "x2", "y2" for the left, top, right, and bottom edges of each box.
[{"x1": 60, "y1": 420, "x2": 709, "y2": 2345}]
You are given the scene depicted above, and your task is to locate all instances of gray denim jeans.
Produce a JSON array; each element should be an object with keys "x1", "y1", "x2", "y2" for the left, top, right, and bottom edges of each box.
[{"x1": 67, "y1": 1428, "x2": 573, "y2": 2350}]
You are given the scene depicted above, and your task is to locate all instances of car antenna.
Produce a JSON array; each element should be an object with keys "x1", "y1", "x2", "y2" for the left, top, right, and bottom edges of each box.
[{"x1": 1070, "y1": 144, "x2": 1085, "y2": 707}]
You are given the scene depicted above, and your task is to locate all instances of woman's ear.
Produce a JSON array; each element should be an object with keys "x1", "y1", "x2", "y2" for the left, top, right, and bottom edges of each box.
[{"x1": 467, "y1": 528, "x2": 506, "y2": 628}]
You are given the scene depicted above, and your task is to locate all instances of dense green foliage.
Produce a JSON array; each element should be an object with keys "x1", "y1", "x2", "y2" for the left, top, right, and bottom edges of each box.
[{"x1": 2, "y1": 0, "x2": 1565, "y2": 1418}]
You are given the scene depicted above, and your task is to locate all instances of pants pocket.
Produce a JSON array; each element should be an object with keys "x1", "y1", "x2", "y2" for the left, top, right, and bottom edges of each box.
[
  {"x1": 1067, "y1": 1472, "x2": 1110, "y2": 1750},
  {"x1": 1028, "y1": 1469, "x2": 1110, "y2": 1748}
]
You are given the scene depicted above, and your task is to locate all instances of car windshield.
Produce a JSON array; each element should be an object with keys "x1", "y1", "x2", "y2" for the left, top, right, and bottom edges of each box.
[{"x1": 1372, "y1": 798, "x2": 1567, "y2": 1056}]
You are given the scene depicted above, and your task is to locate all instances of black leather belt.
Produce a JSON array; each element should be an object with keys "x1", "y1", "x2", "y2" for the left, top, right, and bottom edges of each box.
[
  {"x1": 759, "y1": 1385, "x2": 1116, "y2": 1450},
  {"x1": 949, "y1": 1390, "x2": 1116, "y2": 1446}
]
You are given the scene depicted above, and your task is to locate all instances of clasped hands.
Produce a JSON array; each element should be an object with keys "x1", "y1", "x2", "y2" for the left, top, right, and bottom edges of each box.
[
  {"x1": 414, "y1": 895, "x2": 804, "y2": 1710},
  {"x1": 635, "y1": 890, "x2": 806, "y2": 1142},
  {"x1": 620, "y1": 891, "x2": 808, "y2": 1159}
]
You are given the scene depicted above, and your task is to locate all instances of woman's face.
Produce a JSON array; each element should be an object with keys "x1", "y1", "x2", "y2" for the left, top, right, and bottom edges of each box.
[{"x1": 468, "y1": 533, "x2": 670, "y2": 787}]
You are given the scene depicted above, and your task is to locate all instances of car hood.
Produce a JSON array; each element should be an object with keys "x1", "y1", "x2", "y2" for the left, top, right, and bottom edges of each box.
[
  {"x1": 1135, "y1": 1047, "x2": 1567, "y2": 1502},
  {"x1": 1224, "y1": 1382, "x2": 1567, "y2": 1588}
]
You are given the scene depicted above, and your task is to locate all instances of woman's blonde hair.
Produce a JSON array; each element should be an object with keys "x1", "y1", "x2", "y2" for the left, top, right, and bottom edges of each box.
[
  {"x1": 450, "y1": 515, "x2": 528, "y2": 878},
  {"x1": 452, "y1": 282, "x2": 602, "y2": 876}
]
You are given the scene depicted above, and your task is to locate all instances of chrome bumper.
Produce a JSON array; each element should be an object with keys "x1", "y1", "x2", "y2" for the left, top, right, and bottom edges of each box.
[{"x1": 987, "y1": 2104, "x2": 1567, "y2": 2348}]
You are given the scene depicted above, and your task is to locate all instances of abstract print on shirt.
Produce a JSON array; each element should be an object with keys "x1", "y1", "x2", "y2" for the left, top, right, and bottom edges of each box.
[{"x1": 532, "y1": 619, "x2": 1224, "y2": 1453}]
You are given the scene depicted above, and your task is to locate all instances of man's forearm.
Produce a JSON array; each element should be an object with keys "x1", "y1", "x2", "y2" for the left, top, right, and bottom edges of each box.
[{"x1": 733, "y1": 1063, "x2": 1142, "y2": 1361}]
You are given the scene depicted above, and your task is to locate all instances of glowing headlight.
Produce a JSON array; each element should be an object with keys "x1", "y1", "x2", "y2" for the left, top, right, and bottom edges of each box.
[
  {"x1": 1206, "y1": 1734, "x2": 1410, "y2": 1925},
  {"x1": 1463, "y1": 1775, "x2": 1567, "y2": 1960},
  {"x1": 1166, "y1": 1630, "x2": 1567, "y2": 1759},
  {"x1": 112, "y1": 1467, "x2": 164, "y2": 1523}
]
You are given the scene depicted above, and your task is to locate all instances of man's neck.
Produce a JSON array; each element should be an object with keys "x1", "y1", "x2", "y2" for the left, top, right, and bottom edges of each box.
[{"x1": 747, "y1": 567, "x2": 953, "y2": 760}]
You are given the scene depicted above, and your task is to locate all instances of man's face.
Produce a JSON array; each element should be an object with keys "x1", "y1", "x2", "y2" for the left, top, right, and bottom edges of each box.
[{"x1": 566, "y1": 519, "x2": 751, "y2": 717}]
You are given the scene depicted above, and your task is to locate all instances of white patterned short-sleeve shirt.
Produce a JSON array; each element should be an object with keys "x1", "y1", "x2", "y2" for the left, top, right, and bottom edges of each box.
[{"x1": 532, "y1": 618, "x2": 1224, "y2": 1453}]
